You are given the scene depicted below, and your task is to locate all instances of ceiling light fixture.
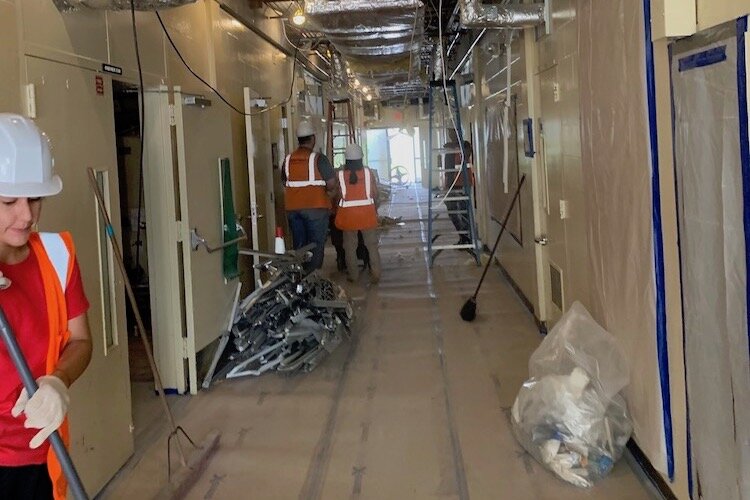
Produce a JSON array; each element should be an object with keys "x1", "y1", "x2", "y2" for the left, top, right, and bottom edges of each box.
[{"x1": 291, "y1": 8, "x2": 306, "y2": 26}]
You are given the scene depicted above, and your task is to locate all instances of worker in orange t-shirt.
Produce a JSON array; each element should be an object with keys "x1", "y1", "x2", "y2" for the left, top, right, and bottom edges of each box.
[{"x1": 0, "y1": 114, "x2": 92, "y2": 499}]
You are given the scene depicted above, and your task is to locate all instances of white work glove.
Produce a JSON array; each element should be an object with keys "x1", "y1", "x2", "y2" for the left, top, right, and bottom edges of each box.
[{"x1": 11, "y1": 375, "x2": 69, "y2": 449}]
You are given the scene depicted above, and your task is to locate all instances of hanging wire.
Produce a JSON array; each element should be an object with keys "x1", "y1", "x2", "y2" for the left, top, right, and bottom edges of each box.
[{"x1": 155, "y1": 11, "x2": 299, "y2": 117}]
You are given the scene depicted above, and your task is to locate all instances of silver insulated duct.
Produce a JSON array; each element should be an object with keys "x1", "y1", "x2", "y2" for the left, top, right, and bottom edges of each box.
[
  {"x1": 52, "y1": 0, "x2": 195, "y2": 12},
  {"x1": 304, "y1": 0, "x2": 424, "y2": 87},
  {"x1": 458, "y1": 0, "x2": 546, "y2": 29}
]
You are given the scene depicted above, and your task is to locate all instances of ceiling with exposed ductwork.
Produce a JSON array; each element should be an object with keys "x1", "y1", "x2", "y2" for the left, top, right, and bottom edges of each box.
[{"x1": 261, "y1": 0, "x2": 546, "y2": 106}]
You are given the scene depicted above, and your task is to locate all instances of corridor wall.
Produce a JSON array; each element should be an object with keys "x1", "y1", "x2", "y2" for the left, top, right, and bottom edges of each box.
[{"x1": 577, "y1": 0, "x2": 673, "y2": 485}]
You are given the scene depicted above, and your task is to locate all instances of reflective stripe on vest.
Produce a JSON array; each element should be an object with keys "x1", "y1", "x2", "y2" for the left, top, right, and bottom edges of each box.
[
  {"x1": 339, "y1": 168, "x2": 374, "y2": 208},
  {"x1": 38, "y1": 233, "x2": 71, "y2": 292},
  {"x1": 285, "y1": 152, "x2": 326, "y2": 187}
]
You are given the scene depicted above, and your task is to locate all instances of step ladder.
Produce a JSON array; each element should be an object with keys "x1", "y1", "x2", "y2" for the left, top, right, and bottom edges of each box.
[
  {"x1": 326, "y1": 98, "x2": 356, "y2": 168},
  {"x1": 427, "y1": 80, "x2": 481, "y2": 267}
]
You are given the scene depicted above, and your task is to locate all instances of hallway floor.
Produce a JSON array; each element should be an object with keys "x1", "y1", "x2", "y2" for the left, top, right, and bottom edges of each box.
[{"x1": 101, "y1": 186, "x2": 655, "y2": 500}]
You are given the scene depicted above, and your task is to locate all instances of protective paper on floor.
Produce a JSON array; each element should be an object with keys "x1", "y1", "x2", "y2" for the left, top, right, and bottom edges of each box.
[
  {"x1": 577, "y1": 0, "x2": 667, "y2": 472},
  {"x1": 671, "y1": 24, "x2": 750, "y2": 499}
]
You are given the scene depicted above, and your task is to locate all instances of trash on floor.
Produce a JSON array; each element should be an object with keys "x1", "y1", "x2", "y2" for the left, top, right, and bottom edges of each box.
[
  {"x1": 203, "y1": 250, "x2": 354, "y2": 388},
  {"x1": 511, "y1": 302, "x2": 633, "y2": 488}
]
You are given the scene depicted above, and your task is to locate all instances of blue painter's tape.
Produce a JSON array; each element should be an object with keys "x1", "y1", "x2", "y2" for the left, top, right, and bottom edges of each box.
[
  {"x1": 106, "y1": 225, "x2": 115, "y2": 237},
  {"x1": 737, "y1": 16, "x2": 750, "y2": 387},
  {"x1": 678, "y1": 46, "x2": 728, "y2": 72},
  {"x1": 643, "y1": 0, "x2": 675, "y2": 481}
]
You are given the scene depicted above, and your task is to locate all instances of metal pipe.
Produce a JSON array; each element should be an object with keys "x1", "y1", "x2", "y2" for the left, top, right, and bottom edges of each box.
[
  {"x1": 0, "y1": 307, "x2": 89, "y2": 500},
  {"x1": 458, "y1": 0, "x2": 545, "y2": 28},
  {"x1": 52, "y1": 0, "x2": 194, "y2": 11}
]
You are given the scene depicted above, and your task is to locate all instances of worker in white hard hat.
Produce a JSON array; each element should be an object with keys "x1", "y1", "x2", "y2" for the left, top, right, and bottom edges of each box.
[
  {"x1": 335, "y1": 144, "x2": 381, "y2": 284},
  {"x1": 281, "y1": 120, "x2": 338, "y2": 272},
  {"x1": 0, "y1": 114, "x2": 92, "y2": 499}
]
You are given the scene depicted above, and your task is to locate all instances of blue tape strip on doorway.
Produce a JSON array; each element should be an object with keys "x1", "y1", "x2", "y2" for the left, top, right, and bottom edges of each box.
[
  {"x1": 643, "y1": 0, "x2": 676, "y2": 481},
  {"x1": 737, "y1": 16, "x2": 750, "y2": 380},
  {"x1": 678, "y1": 46, "x2": 728, "y2": 72}
]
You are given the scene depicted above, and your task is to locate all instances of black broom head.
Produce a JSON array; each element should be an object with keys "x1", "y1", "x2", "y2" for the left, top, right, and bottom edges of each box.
[{"x1": 460, "y1": 297, "x2": 477, "y2": 322}]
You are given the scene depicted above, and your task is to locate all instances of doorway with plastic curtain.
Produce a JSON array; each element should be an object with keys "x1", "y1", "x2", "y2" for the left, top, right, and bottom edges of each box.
[{"x1": 670, "y1": 18, "x2": 750, "y2": 500}]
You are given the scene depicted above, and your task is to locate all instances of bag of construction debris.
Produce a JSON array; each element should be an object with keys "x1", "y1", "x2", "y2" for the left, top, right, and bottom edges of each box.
[{"x1": 510, "y1": 302, "x2": 633, "y2": 488}]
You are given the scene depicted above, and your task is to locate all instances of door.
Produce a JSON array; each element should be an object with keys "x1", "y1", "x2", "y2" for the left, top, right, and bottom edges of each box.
[
  {"x1": 671, "y1": 20, "x2": 750, "y2": 499},
  {"x1": 537, "y1": 65, "x2": 566, "y2": 324},
  {"x1": 174, "y1": 89, "x2": 239, "y2": 394},
  {"x1": 25, "y1": 56, "x2": 133, "y2": 494},
  {"x1": 244, "y1": 89, "x2": 276, "y2": 282}
]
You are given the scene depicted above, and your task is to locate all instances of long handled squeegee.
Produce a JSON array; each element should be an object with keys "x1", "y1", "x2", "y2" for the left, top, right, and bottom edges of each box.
[{"x1": 0, "y1": 306, "x2": 89, "y2": 500}]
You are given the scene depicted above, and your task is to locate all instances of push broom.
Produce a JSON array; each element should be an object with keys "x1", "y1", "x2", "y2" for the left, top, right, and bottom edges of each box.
[
  {"x1": 87, "y1": 168, "x2": 219, "y2": 498},
  {"x1": 460, "y1": 175, "x2": 526, "y2": 322}
]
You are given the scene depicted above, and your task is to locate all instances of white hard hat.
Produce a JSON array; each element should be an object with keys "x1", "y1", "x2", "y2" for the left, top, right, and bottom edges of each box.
[
  {"x1": 296, "y1": 121, "x2": 315, "y2": 138},
  {"x1": 0, "y1": 114, "x2": 62, "y2": 198},
  {"x1": 345, "y1": 143, "x2": 363, "y2": 161}
]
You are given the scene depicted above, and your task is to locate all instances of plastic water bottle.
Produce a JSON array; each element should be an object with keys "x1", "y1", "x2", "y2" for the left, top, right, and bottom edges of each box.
[{"x1": 274, "y1": 227, "x2": 286, "y2": 254}]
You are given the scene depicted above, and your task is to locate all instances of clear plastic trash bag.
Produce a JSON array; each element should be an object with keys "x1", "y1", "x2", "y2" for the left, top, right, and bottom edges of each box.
[{"x1": 511, "y1": 302, "x2": 633, "y2": 488}]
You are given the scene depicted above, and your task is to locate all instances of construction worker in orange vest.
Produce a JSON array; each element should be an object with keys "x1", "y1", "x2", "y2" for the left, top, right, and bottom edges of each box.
[
  {"x1": 442, "y1": 129, "x2": 474, "y2": 247},
  {"x1": 282, "y1": 121, "x2": 338, "y2": 272},
  {"x1": 0, "y1": 114, "x2": 92, "y2": 499},
  {"x1": 335, "y1": 144, "x2": 381, "y2": 284}
]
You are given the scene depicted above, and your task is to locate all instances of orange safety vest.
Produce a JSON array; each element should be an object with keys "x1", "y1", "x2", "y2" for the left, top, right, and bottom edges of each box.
[
  {"x1": 284, "y1": 148, "x2": 330, "y2": 211},
  {"x1": 335, "y1": 168, "x2": 378, "y2": 231},
  {"x1": 28, "y1": 232, "x2": 76, "y2": 500}
]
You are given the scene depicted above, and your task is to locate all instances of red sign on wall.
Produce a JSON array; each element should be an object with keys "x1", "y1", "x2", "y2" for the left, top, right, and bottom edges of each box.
[{"x1": 95, "y1": 75, "x2": 104, "y2": 96}]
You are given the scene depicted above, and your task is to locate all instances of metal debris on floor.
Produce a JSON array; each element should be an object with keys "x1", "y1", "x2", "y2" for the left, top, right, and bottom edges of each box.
[{"x1": 203, "y1": 249, "x2": 354, "y2": 388}]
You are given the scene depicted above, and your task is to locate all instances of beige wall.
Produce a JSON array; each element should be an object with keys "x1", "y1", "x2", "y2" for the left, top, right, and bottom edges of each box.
[
  {"x1": 697, "y1": 0, "x2": 750, "y2": 30},
  {"x1": 474, "y1": 32, "x2": 539, "y2": 314}
]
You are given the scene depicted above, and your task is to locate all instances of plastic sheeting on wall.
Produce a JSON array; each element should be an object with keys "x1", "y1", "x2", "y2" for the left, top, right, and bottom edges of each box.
[
  {"x1": 577, "y1": 0, "x2": 668, "y2": 472},
  {"x1": 671, "y1": 21, "x2": 750, "y2": 500}
]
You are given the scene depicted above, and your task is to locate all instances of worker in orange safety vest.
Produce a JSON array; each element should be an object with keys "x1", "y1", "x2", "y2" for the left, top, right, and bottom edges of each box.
[
  {"x1": 282, "y1": 121, "x2": 338, "y2": 272},
  {"x1": 0, "y1": 114, "x2": 93, "y2": 500},
  {"x1": 335, "y1": 144, "x2": 381, "y2": 284}
]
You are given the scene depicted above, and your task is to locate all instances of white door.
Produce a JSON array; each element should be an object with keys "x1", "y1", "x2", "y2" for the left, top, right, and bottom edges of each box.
[
  {"x1": 173, "y1": 89, "x2": 239, "y2": 394},
  {"x1": 537, "y1": 65, "x2": 566, "y2": 325},
  {"x1": 25, "y1": 56, "x2": 133, "y2": 495},
  {"x1": 244, "y1": 89, "x2": 277, "y2": 282}
]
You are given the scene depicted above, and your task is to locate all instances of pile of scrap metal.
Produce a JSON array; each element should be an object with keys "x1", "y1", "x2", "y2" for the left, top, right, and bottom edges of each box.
[{"x1": 203, "y1": 247, "x2": 353, "y2": 388}]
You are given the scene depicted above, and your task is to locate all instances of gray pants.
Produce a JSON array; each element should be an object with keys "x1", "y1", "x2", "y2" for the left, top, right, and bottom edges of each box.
[{"x1": 343, "y1": 229, "x2": 381, "y2": 282}]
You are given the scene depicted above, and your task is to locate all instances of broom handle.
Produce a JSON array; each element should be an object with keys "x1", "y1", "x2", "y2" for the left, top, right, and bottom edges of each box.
[
  {"x1": 472, "y1": 175, "x2": 526, "y2": 299},
  {"x1": 0, "y1": 307, "x2": 89, "y2": 500},
  {"x1": 86, "y1": 168, "x2": 187, "y2": 467}
]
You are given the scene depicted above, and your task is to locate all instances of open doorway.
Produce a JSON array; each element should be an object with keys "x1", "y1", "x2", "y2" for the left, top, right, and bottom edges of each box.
[
  {"x1": 365, "y1": 127, "x2": 422, "y2": 187},
  {"x1": 112, "y1": 82, "x2": 155, "y2": 384}
]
